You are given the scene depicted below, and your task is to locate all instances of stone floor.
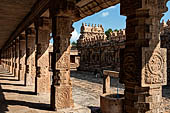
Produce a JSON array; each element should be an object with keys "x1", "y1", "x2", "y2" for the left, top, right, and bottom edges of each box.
[{"x1": 0, "y1": 66, "x2": 169, "y2": 113}]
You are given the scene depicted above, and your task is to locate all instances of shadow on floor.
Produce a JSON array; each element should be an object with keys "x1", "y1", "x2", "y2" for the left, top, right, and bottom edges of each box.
[
  {"x1": 6, "y1": 100, "x2": 50, "y2": 111},
  {"x1": 0, "y1": 82, "x2": 25, "y2": 86},
  {"x1": 88, "y1": 106, "x2": 101, "y2": 113},
  {"x1": 0, "y1": 74, "x2": 14, "y2": 77},
  {"x1": 2, "y1": 89, "x2": 37, "y2": 95},
  {"x1": 0, "y1": 78, "x2": 19, "y2": 81},
  {"x1": 0, "y1": 84, "x2": 9, "y2": 113},
  {"x1": 0, "y1": 65, "x2": 52, "y2": 112}
]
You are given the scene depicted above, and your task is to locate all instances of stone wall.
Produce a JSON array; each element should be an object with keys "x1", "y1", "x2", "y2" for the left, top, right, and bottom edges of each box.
[{"x1": 77, "y1": 24, "x2": 125, "y2": 72}]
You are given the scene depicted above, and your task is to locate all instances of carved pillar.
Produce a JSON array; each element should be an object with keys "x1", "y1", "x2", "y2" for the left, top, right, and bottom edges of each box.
[
  {"x1": 26, "y1": 26, "x2": 36, "y2": 86},
  {"x1": 25, "y1": 31, "x2": 28, "y2": 86},
  {"x1": 19, "y1": 34, "x2": 26, "y2": 81},
  {"x1": 7, "y1": 47, "x2": 10, "y2": 72},
  {"x1": 14, "y1": 40, "x2": 17, "y2": 76},
  {"x1": 4, "y1": 49, "x2": 6, "y2": 69},
  {"x1": 34, "y1": 17, "x2": 51, "y2": 94},
  {"x1": 15, "y1": 39, "x2": 20, "y2": 78},
  {"x1": 12, "y1": 41, "x2": 16, "y2": 76},
  {"x1": 9, "y1": 45, "x2": 13, "y2": 73},
  {"x1": 1, "y1": 51, "x2": 3, "y2": 67},
  {"x1": 120, "y1": 0, "x2": 168, "y2": 113},
  {"x1": 49, "y1": 0, "x2": 76, "y2": 110}
]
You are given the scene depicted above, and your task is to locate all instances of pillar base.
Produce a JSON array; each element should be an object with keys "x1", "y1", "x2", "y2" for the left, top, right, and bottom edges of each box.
[
  {"x1": 51, "y1": 85, "x2": 74, "y2": 110},
  {"x1": 124, "y1": 84, "x2": 164, "y2": 113},
  {"x1": 37, "y1": 74, "x2": 51, "y2": 94}
]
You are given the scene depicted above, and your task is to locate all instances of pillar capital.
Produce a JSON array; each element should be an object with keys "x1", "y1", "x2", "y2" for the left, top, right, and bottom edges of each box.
[
  {"x1": 49, "y1": 0, "x2": 77, "y2": 18},
  {"x1": 35, "y1": 17, "x2": 51, "y2": 31},
  {"x1": 25, "y1": 24, "x2": 36, "y2": 36},
  {"x1": 19, "y1": 34, "x2": 26, "y2": 42}
]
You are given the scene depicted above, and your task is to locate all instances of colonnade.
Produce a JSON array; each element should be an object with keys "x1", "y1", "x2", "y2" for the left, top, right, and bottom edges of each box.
[{"x1": 0, "y1": 0, "x2": 169, "y2": 112}]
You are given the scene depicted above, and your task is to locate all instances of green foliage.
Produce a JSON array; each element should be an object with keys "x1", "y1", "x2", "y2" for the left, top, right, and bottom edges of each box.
[
  {"x1": 105, "y1": 28, "x2": 113, "y2": 39},
  {"x1": 72, "y1": 41, "x2": 77, "y2": 46},
  {"x1": 114, "y1": 29, "x2": 119, "y2": 32}
]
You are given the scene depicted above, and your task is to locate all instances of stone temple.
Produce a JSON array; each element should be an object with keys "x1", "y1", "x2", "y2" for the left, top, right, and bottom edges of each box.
[
  {"x1": 0, "y1": 0, "x2": 170, "y2": 113},
  {"x1": 77, "y1": 23, "x2": 125, "y2": 72}
]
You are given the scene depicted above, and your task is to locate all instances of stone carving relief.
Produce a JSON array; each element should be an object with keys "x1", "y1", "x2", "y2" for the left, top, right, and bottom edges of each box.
[
  {"x1": 142, "y1": 47, "x2": 167, "y2": 87},
  {"x1": 55, "y1": 86, "x2": 71, "y2": 109},
  {"x1": 120, "y1": 48, "x2": 141, "y2": 85},
  {"x1": 56, "y1": 52, "x2": 69, "y2": 69}
]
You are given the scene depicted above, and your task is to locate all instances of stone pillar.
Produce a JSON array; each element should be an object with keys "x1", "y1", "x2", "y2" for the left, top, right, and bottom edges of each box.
[
  {"x1": 9, "y1": 45, "x2": 13, "y2": 73},
  {"x1": 49, "y1": 0, "x2": 75, "y2": 110},
  {"x1": 120, "y1": 0, "x2": 168, "y2": 113},
  {"x1": 7, "y1": 47, "x2": 10, "y2": 72},
  {"x1": 15, "y1": 39, "x2": 20, "y2": 78},
  {"x1": 11, "y1": 42, "x2": 16, "y2": 75},
  {"x1": 19, "y1": 33, "x2": 26, "y2": 81},
  {"x1": 34, "y1": 17, "x2": 51, "y2": 94},
  {"x1": 13, "y1": 40, "x2": 17, "y2": 77},
  {"x1": 4, "y1": 50, "x2": 6, "y2": 68},
  {"x1": 26, "y1": 26, "x2": 36, "y2": 86},
  {"x1": 25, "y1": 31, "x2": 29, "y2": 86}
]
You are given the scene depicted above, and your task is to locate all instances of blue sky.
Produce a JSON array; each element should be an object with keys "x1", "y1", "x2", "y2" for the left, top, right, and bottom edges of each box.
[{"x1": 70, "y1": 2, "x2": 170, "y2": 43}]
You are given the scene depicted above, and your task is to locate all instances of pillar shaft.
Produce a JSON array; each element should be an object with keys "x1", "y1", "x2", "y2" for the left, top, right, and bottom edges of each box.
[
  {"x1": 35, "y1": 17, "x2": 51, "y2": 94},
  {"x1": 26, "y1": 26, "x2": 36, "y2": 86},
  {"x1": 25, "y1": 31, "x2": 28, "y2": 86},
  {"x1": 19, "y1": 34, "x2": 26, "y2": 81},
  {"x1": 14, "y1": 40, "x2": 17, "y2": 76},
  {"x1": 49, "y1": 0, "x2": 76, "y2": 110},
  {"x1": 120, "y1": 0, "x2": 168, "y2": 113}
]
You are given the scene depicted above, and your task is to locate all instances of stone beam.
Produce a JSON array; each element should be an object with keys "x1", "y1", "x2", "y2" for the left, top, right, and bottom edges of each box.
[
  {"x1": 2, "y1": 0, "x2": 50, "y2": 50},
  {"x1": 2, "y1": 0, "x2": 121, "y2": 52}
]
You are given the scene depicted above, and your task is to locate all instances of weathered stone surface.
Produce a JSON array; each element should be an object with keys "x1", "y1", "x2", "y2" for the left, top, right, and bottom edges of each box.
[
  {"x1": 119, "y1": 0, "x2": 168, "y2": 112},
  {"x1": 50, "y1": 4, "x2": 74, "y2": 109},
  {"x1": 26, "y1": 26, "x2": 36, "y2": 86},
  {"x1": 100, "y1": 94, "x2": 124, "y2": 113},
  {"x1": 77, "y1": 24, "x2": 125, "y2": 72},
  {"x1": 36, "y1": 17, "x2": 51, "y2": 94},
  {"x1": 20, "y1": 35, "x2": 26, "y2": 81}
]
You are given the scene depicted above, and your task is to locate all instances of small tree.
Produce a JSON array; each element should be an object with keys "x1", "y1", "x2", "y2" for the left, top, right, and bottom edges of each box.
[
  {"x1": 114, "y1": 29, "x2": 119, "y2": 32},
  {"x1": 72, "y1": 41, "x2": 77, "y2": 46},
  {"x1": 105, "y1": 28, "x2": 113, "y2": 39}
]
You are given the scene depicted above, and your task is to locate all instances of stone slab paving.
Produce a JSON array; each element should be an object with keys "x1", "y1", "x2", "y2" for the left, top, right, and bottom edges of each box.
[
  {"x1": 0, "y1": 66, "x2": 90, "y2": 113},
  {"x1": 71, "y1": 71, "x2": 124, "y2": 113},
  {"x1": 71, "y1": 71, "x2": 170, "y2": 113}
]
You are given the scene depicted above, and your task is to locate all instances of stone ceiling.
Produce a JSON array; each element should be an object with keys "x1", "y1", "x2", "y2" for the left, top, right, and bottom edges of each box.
[
  {"x1": 0, "y1": 0, "x2": 37, "y2": 49},
  {"x1": 0, "y1": 0, "x2": 120, "y2": 50}
]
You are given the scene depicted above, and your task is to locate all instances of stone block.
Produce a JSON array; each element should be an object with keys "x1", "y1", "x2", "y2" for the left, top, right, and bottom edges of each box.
[{"x1": 54, "y1": 85, "x2": 74, "y2": 109}]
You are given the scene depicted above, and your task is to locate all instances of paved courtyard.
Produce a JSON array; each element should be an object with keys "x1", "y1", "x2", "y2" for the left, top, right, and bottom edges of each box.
[{"x1": 0, "y1": 66, "x2": 169, "y2": 113}]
